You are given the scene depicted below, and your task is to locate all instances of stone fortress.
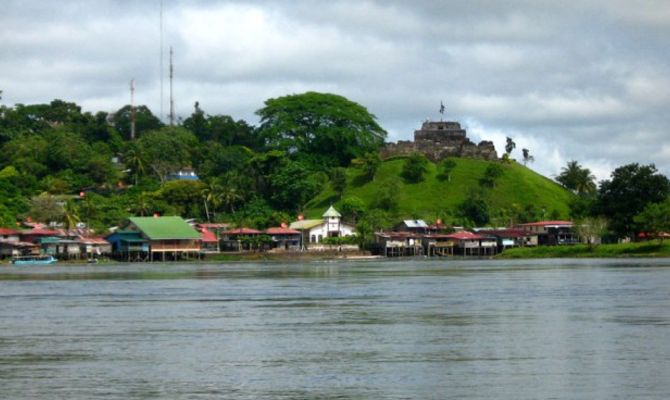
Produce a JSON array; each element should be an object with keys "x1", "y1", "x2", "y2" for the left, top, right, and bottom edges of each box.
[{"x1": 380, "y1": 120, "x2": 498, "y2": 162}]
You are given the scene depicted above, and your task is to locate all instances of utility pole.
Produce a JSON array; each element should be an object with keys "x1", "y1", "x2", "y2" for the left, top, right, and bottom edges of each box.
[
  {"x1": 130, "y1": 79, "x2": 136, "y2": 140},
  {"x1": 159, "y1": 0, "x2": 164, "y2": 121},
  {"x1": 169, "y1": 46, "x2": 175, "y2": 126}
]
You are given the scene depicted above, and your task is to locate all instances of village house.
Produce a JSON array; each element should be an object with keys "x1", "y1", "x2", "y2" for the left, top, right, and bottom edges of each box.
[
  {"x1": 0, "y1": 228, "x2": 38, "y2": 258},
  {"x1": 109, "y1": 216, "x2": 201, "y2": 261},
  {"x1": 265, "y1": 226, "x2": 301, "y2": 251},
  {"x1": 477, "y1": 228, "x2": 538, "y2": 250},
  {"x1": 106, "y1": 230, "x2": 149, "y2": 261},
  {"x1": 515, "y1": 220, "x2": 577, "y2": 245},
  {"x1": 444, "y1": 231, "x2": 498, "y2": 256},
  {"x1": 220, "y1": 228, "x2": 263, "y2": 251},
  {"x1": 289, "y1": 206, "x2": 356, "y2": 247},
  {"x1": 375, "y1": 231, "x2": 424, "y2": 257},
  {"x1": 395, "y1": 220, "x2": 429, "y2": 234}
]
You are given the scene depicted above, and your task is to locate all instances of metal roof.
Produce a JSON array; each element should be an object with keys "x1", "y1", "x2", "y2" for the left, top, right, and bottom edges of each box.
[
  {"x1": 289, "y1": 219, "x2": 324, "y2": 230},
  {"x1": 322, "y1": 206, "x2": 342, "y2": 218},
  {"x1": 402, "y1": 220, "x2": 428, "y2": 228},
  {"x1": 128, "y1": 216, "x2": 201, "y2": 240}
]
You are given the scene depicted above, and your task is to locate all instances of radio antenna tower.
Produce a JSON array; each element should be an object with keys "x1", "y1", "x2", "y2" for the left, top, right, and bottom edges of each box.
[
  {"x1": 130, "y1": 79, "x2": 136, "y2": 140},
  {"x1": 159, "y1": 0, "x2": 164, "y2": 121},
  {"x1": 169, "y1": 46, "x2": 175, "y2": 126}
]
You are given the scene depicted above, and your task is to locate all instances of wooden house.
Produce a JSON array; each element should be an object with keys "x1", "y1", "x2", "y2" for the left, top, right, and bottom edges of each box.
[
  {"x1": 265, "y1": 227, "x2": 301, "y2": 251},
  {"x1": 444, "y1": 231, "x2": 498, "y2": 256},
  {"x1": 515, "y1": 221, "x2": 577, "y2": 245},
  {"x1": 478, "y1": 229, "x2": 538, "y2": 250},
  {"x1": 395, "y1": 220, "x2": 429, "y2": 234},
  {"x1": 0, "y1": 228, "x2": 19, "y2": 242},
  {"x1": 117, "y1": 216, "x2": 201, "y2": 261},
  {"x1": 105, "y1": 230, "x2": 149, "y2": 261},
  {"x1": 221, "y1": 228, "x2": 263, "y2": 251},
  {"x1": 375, "y1": 231, "x2": 424, "y2": 257}
]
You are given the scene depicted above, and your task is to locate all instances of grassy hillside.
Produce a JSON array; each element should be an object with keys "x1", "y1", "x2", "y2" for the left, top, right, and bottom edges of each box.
[{"x1": 305, "y1": 157, "x2": 575, "y2": 224}]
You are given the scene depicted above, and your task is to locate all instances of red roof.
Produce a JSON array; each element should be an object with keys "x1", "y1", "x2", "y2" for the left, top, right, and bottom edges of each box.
[
  {"x1": 0, "y1": 228, "x2": 18, "y2": 235},
  {"x1": 78, "y1": 236, "x2": 110, "y2": 245},
  {"x1": 518, "y1": 220, "x2": 573, "y2": 227},
  {"x1": 198, "y1": 223, "x2": 230, "y2": 229},
  {"x1": 226, "y1": 228, "x2": 262, "y2": 235},
  {"x1": 478, "y1": 229, "x2": 531, "y2": 238},
  {"x1": 265, "y1": 227, "x2": 300, "y2": 235},
  {"x1": 445, "y1": 231, "x2": 490, "y2": 240},
  {"x1": 200, "y1": 230, "x2": 218, "y2": 243},
  {"x1": 22, "y1": 228, "x2": 62, "y2": 236}
]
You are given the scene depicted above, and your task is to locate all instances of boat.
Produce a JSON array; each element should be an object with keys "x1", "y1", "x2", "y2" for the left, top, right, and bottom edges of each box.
[{"x1": 10, "y1": 255, "x2": 58, "y2": 265}]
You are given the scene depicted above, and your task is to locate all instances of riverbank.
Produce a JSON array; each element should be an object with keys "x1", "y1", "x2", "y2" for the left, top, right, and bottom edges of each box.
[{"x1": 498, "y1": 241, "x2": 670, "y2": 258}]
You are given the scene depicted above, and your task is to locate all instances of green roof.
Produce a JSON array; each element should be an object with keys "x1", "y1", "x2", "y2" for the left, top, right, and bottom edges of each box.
[
  {"x1": 322, "y1": 205, "x2": 341, "y2": 218},
  {"x1": 128, "y1": 216, "x2": 200, "y2": 240},
  {"x1": 289, "y1": 219, "x2": 324, "y2": 230}
]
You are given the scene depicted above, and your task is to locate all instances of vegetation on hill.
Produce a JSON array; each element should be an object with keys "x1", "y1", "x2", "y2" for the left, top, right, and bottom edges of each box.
[{"x1": 305, "y1": 156, "x2": 575, "y2": 227}]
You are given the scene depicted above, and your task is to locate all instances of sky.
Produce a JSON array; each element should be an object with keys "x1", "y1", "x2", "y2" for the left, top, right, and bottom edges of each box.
[{"x1": 2, "y1": 0, "x2": 670, "y2": 181}]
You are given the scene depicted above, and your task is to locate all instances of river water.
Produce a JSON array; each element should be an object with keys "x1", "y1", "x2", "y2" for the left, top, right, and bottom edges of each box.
[{"x1": 1, "y1": 258, "x2": 669, "y2": 399}]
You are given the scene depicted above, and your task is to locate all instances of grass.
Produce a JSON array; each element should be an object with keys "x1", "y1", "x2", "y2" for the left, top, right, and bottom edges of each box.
[
  {"x1": 305, "y1": 157, "x2": 575, "y2": 221},
  {"x1": 498, "y1": 241, "x2": 670, "y2": 259}
]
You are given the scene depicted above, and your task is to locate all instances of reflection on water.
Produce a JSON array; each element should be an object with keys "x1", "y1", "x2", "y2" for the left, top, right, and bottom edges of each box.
[{"x1": 1, "y1": 259, "x2": 669, "y2": 399}]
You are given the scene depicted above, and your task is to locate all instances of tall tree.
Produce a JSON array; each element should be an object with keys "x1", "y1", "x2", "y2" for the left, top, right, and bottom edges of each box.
[
  {"x1": 257, "y1": 92, "x2": 386, "y2": 169},
  {"x1": 505, "y1": 137, "x2": 516, "y2": 156},
  {"x1": 136, "y1": 127, "x2": 198, "y2": 184},
  {"x1": 521, "y1": 148, "x2": 534, "y2": 165},
  {"x1": 112, "y1": 105, "x2": 163, "y2": 140},
  {"x1": 595, "y1": 163, "x2": 670, "y2": 239},
  {"x1": 556, "y1": 160, "x2": 596, "y2": 195}
]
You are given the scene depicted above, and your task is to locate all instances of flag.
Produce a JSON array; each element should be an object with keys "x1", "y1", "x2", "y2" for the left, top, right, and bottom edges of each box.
[{"x1": 439, "y1": 101, "x2": 445, "y2": 115}]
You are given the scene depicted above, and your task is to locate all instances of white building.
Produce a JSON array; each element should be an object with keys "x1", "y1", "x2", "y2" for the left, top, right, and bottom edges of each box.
[{"x1": 289, "y1": 206, "x2": 356, "y2": 244}]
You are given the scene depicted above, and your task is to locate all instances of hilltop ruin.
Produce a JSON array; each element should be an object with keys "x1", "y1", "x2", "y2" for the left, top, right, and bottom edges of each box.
[{"x1": 380, "y1": 121, "x2": 498, "y2": 162}]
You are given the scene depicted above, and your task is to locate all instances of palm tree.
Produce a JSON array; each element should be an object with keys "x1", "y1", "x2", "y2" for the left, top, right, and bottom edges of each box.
[
  {"x1": 556, "y1": 160, "x2": 596, "y2": 196},
  {"x1": 62, "y1": 200, "x2": 80, "y2": 231},
  {"x1": 123, "y1": 143, "x2": 146, "y2": 185}
]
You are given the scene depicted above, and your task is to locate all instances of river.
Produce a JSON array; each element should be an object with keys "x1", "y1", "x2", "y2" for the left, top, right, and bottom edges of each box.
[{"x1": 1, "y1": 258, "x2": 669, "y2": 399}]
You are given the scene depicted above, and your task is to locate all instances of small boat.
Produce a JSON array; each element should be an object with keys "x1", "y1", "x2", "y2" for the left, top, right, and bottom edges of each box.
[{"x1": 10, "y1": 255, "x2": 58, "y2": 265}]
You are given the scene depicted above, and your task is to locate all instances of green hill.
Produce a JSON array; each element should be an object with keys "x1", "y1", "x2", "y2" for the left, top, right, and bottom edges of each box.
[{"x1": 305, "y1": 157, "x2": 575, "y2": 225}]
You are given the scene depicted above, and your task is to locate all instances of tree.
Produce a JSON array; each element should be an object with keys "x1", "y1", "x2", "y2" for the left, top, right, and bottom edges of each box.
[
  {"x1": 372, "y1": 181, "x2": 399, "y2": 210},
  {"x1": 136, "y1": 127, "x2": 198, "y2": 184},
  {"x1": 330, "y1": 167, "x2": 347, "y2": 199},
  {"x1": 257, "y1": 92, "x2": 387, "y2": 169},
  {"x1": 27, "y1": 193, "x2": 64, "y2": 224},
  {"x1": 634, "y1": 199, "x2": 670, "y2": 242},
  {"x1": 112, "y1": 105, "x2": 163, "y2": 140},
  {"x1": 438, "y1": 158, "x2": 457, "y2": 182},
  {"x1": 354, "y1": 151, "x2": 381, "y2": 182},
  {"x1": 575, "y1": 217, "x2": 609, "y2": 249},
  {"x1": 339, "y1": 196, "x2": 366, "y2": 223},
  {"x1": 401, "y1": 153, "x2": 429, "y2": 183},
  {"x1": 505, "y1": 137, "x2": 516, "y2": 156},
  {"x1": 522, "y1": 148, "x2": 534, "y2": 166},
  {"x1": 595, "y1": 163, "x2": 670, "y2": 239},
  {"x1": 268, "y1": 160, "x2": 326, "y2": 212},
  {"x1": 479, "y1": 163, "x2": 504, "y2": 188},
  {"x1": 457, "y1": 191, "x2": 490, "y2": 226},
  {"x1": 556, "y1": 160, "x2": 596, "y2": 196}
]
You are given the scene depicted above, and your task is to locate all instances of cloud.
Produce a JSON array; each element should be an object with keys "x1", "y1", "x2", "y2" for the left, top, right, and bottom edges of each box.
[{"x1": 1, "y1": 0, "x2": 670, "y2": 182}]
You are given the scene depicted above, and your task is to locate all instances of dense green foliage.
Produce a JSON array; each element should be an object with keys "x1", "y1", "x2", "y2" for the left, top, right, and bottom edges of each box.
[
  {"x1": 594, "y1": 163, "x2": 670, "y2": 238},
  {"x1": 0, "y1": 94, "x2": 386, "y2": 231},
  {"x1": 257, "y1": 92, "x2": 386, "y2": 170}
]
